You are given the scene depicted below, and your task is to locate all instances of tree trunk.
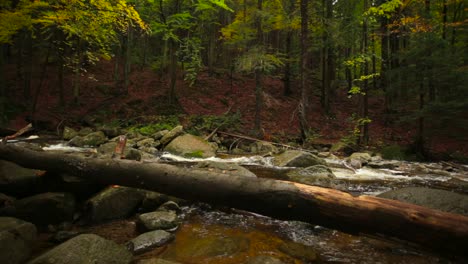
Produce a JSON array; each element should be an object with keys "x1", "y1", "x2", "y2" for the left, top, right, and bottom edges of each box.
[
  {"x1": 299, "y1": 0, "x2": 310, "y2": 142},
  {"x1": 0, "y1": 144, "x2": 467, "y2": 255},
  {"x1": 254, "y1": 0, "x2": 264, "y2": 134}
]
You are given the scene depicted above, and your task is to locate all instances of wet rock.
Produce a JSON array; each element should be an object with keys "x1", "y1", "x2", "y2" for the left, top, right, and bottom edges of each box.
[
  {"x1": 160, "y1": 126, "x2": 184, "y2": 146},
  {"x1": 62, "y1": 127, "x2": 78, "y2": 140},
  {"x1": 273, "y1": 150, "x2": 326, "y2": 167},
  {"x1": 0, "y1": 217, "x2": 37, "y2": 264},
  {"x1": 347, "y1": 152, "x2": 372, "y2": 164},
  {"x1": 137, "y1": 138, "x2": 156, "y2": 148},
  {"x1": 249, "y1": 141, "x2": 278, "y2": 154},
  {"x1": 85, "y1": 186, "x2": 145, "y2": 223},
  {"x1": 139, "y1": 146, "x2": 158, "y2": 155},
  {"x1": 278, "y1": 242, "x2": 318, "y2": 262},
  {"x1": 138, "y1": 210, "x2": 178, "y2": 231},
  {"x1": 164, "y1": 235, "x2": 250, "y2": 258},
  {"x1": 51, "y1": 230, "x2": 82, "y2": 243},
  {"x1": 286, "y1": 165, "x2": 337, "y2": 188},
  {"x1": 378, "y1": 187, "x2": 468, "y2": 216},
  {"x1": 165, "y1": 134, "x2": 216, "y2": 158},
  {"x1": 138, "y1": 192, "x2": 169, "y2": 213},
  {"x1": 78, "y1": 127, "x2": 94, "y2": 136},
  {"x1": 69, "y1": 131, "x2": 107, "y2": 147},
  {"x1": 126, "y1": 230, "x2": 174, "y2": 254},
  {"x1": 195, "y1": 161, "x2": 256, "y2": 178},
  {"x1": 158, "y1": 201, "x2": 181, "y2": 213},
  {"x1": 2, "y1": 192, "x2": 75, "y2": 226},
  {"x1": 137, "y1": 258, "x2": 181, "y2": 264},
  {"x1": 367, "y1": 160, "x2": 400, "y2": 169},
  {"x1": 0, "y1": 160, "x2": 43, "y2": 196},
  {"x1": 28, "y1": 234, "x2": 132, "y2": 264},
  {"x1": 0, "y1": 192, "x2": 15, "y2": 207},
  {"x1": 245, "y1": 255, "x2": 286, "y2": 264},
  {"x1": 97, "y1": 142, "x2": 142, "y2": 161}
]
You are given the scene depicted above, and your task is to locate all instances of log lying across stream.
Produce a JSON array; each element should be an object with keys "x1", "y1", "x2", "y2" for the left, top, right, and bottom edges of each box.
[{"x1": 0, "y1": 144, "x2": 467, "y2": 255}]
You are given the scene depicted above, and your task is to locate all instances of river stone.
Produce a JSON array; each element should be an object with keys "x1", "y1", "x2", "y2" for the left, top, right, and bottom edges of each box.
[
  {"x1": 138, "y1": 210, "x2": 178, "y2": 231},
  {"x1": 286, "y1": 165, "x2": 337, "y2": 188},
  {"x1": 137, "y1": 138, "x2": 155, "y2": 148},
  {"x1": 278, "y1": 242, "x2": 318, "y2": 262},
  {"x1": 158, "y1": 201, "x2": 181, "y2": 213},
  {"x1": 273, "y1": 150, "x2": 326, "y2": 167},
  {"x1": 165, "y1": 134, "x2": 216, "y2": 158},
  {"x1": 378, "y1": 187, "x2": 468, "y2": 216},
  {"x1": 5, "y1": 192, "x2": 75, "y2": 226},
  {"x1": 195, "y1": 161, "x2": 256, "y2": 178},
  {"x1": 98, "y1": 125, "x2": 122, "y2": 138},
  {"x1": 347, "y1": 152, "x2": 372, "y2": 163},
  {"x1": 78, "y1": 127, "x2": 94, "y2": 136},
  {"x1": 137, "y1": 258, "x2": 181, "y2": 264},
  {"x1": 160, "y1": 126, "x2": 184, "y2": 146},
  {"x1": 126, "y1": 230, "x2": 174, "y2": 254},
  {"x1": 0, "y1": 160, "x2": 43, "y2": 196},
  {"x1": 69, "y1": 131, "x2": 107, "y2": 147},
  {"x1": 249, "y1": 141, "x2": 279, "y2": 154},
  {"x1": 245, "y1": 255, "x2": 286, "y2": 264},
  {"x1": 28, "y1": 234, "x2": 132, "y2": 264},
  {"x1": 97, "y1": 142, "x2": 142, "y2": 161},
  {"x1": 85, "y1": 186, "x2": 145, "y2": 223},
  {"x1": 0, "y1": 217, "x2": 37, "y2": 264},
  {"x1": 139, "y1": 192, "x2": 170, "y2": 213},
  {"x1": 62, "y1": 126, "x2": 78, "y2": 140},
  {"x1": 163, "y1": 235, "x2": 250, "y2": 258},
  {"x1": 367, "y1": 160, "x2": 400, "y2": 169},
  {"x1": 152, "y1": 130, "x2": 169, "y2": 140}
]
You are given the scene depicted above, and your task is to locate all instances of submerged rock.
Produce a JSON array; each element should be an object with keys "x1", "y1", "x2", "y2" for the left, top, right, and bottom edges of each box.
[
  {"x1": 0, "y1": 217, "x2": 37, "y2": 264},
  {"x1": 165, "y1": 134, "x2": 216, "y2": 158},
  {"x1": 273, "y1": 150, "x2": 326, "y2": 167},
  {"x1": 85, "y1": 186, "x2": 145, "y2": 223},
  {"x1": 378, "y1": 187, "x2": 468, "y2": 216},
  {"x1": 278, "y1": 242, "x2": 318, "y2": 262},
  {"x1": 136, "y1": 258, "x2": 181, "y2": 264},
  {"x1": 245, "y1": 255, "x2": 286, "y2": 264},
  {"x1": 126, "y1": 230, "x2": 174, "y2": 254},
  {"x1": 28, "y1": 234, "x2": 132, "y2": 264}
]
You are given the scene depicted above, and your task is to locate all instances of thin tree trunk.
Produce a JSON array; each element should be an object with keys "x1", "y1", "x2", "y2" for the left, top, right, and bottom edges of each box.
[
  {"x1": 299, "y1": 0, "x2": 310, "y2": 142},
  {"x1": 169, "y1": 40, "x2": 177, "y2": 104},
  {"x1": 283, "y1": 30, "x2": 292, "y2": 96},
  {"x1": 124, "y1": 24, "x2": 132, "y2": 94},
  {"x1": 254, "y1": 0, "x2": 264, "y2": 134},
  {"x1": 0, "y1": 144, "x2": 467, "y2": 255}
]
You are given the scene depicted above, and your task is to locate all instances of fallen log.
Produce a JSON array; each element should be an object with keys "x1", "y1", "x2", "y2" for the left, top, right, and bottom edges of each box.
[{"x1": 0, "y1": 144, "x2": 467, "y2": 255}]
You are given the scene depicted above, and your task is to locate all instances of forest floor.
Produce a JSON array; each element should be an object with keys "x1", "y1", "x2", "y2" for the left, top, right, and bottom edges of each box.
[{"x1": 4, "y1": 59, "x2": 467, "y2": 161}]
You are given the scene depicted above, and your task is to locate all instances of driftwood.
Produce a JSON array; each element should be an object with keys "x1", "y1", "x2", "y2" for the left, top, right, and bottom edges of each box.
[
  {"x1": 218, "y1": 131, "x2": 311, "y2": 152},
  {"x1": 0, "y1": 144, "x2": 467, "y2": 255}
]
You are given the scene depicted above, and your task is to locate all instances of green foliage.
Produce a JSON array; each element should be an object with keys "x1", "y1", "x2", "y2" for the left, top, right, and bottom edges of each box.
[
  {"x1": 235, "y1": 46, "x2": 284, "y2": 74},
  {"x1": 129, "y1": 115, "x2": 180, "y2": 136},
  {"x1": 177, "y1": 37, "x2": 203, "y2": 86},
  {"x1": 341, "y1": 114, "x2": 372, "y2": 146},
  {"x1": 185, "y1": 150, "x2": 204, "y2": 158},
  {"x1": 364, "y1": 0, "x2": 402, "y2": 19}
]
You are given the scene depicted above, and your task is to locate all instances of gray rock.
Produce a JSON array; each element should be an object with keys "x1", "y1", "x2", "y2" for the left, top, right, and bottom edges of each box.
[
  {"x1": 51, "y1": 230, "x2": 82, "y2": 243},
  {"x1": 138, "y1": 210, "x2": 178, "y2": 231},
  {"x1": 69, "y1": 131, "x2": 107, "y2": 147},
  {"x1": 98, "y1": 125, "x2": 122, "y2": 138},
  {"x1": 139, "y1": 192, "x2": 169, "y2": 213},
  {"x1": 244, "y1": 255, "x2": 286, "y2": 264},
  {"x1": 195, "y1": 161, "x2": 256, "y2": 178},
  {"x1": 62, "y1": 127, "x2": 78, "y2": 140},
  {"x1": 287, "y1": 165, "x2": 337, "y2": 188},
  {"x1": 0, "y1": 161, "x2": 42, "y2": 196},
  {"x1": 378, "y1": 187, "x2": 468, "y2": 216},
  {"x1": 160, "y1": 126, "x2": 184, "y2": 146},
  {"x1": 137, "y1": 138, "x2": 156, "y2": 148},
  {"x1": 165, "y1": 134, "x2": 216, "y2": 158},
  {"x1": 4, "y1": 192, "x2": 75, "y2": 225},
  {"x1": 28, "y1": 234, "x2": 132, "y2": 264},
  {"x1": 278, "y1": 242, "x2": 318, "y2": 262},
  {"x1": 0, "y1": 217, "x2": 37, "y2": 264},
  {"x1": 77, "y1": 127, "x2": 94, "y2": 136},
  {"x1": 367, "y1": 160, "x2": 400, "y2": 169},
  {"x1": 152, "y1": 130, "x2": 169, "y2": 141},
  {"x1": 126, "y1": 230, "x2": 174, "y2": 254},
  {"x1": 249, "y1": 141, "x2": 278, "y2": 154},
  {"x1": 347, "y1": 152, "x2": 372, "y2": 164},
  {"x1": 273, "y1": 150, "x2": 326, "y2": 167},
  {"x1": 158, "y1": 201, "x2": 181, "y2": 213},
  {"x1": 85, "y1": 186, "x2": 145, "y2": 223},
  {"x1": 97, "y1": 142, "x2": 142, "y2": 161},
  {"x1": 136, "y1": 258, "x2": 181, "y2": 264}
]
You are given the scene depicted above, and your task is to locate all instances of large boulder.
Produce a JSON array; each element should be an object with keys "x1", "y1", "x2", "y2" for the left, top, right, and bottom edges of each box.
[
  {"x1": 1, "y1": 192, "x2": 75, "y2": 226},
  {"x1": 165, "y1": 134, "x2": 216, "y2": 158},
  {"x1": 160, "y1": 126, "x2": 184, "y2": 146},
  {"x1": 286, "y1": 165, "x2": 337, "y2": 188},
  {"x1": 84, "y1": 186, "x2": 145, "y2": 223},
  {"x1": 126, "y1": 230, "x2": 174, "y2": 254},
  {"x1": 273, "y1": 150, "x2": 326, "y2": 167},
  {"x1": 69, "y1": 131, "x2": 107, "y2": 147},
  {"x1": 28, "y1": 234, "x2": 132, "y2": 264},
  {"x1": 0, "y1": 217, "x2": 37, "y2": 264},
  {"x1": 378, "y1": 187, "x2": 468, "y2": 216},
  {"x1": 195, "y1": 161, "x2": 256, "y2": 178},
  {"x1": 0, "y1": 160, "x2": 43, "y2": 196},
  {"x1": 62, "y1": 127, "x2": 78, "y2": 140}
]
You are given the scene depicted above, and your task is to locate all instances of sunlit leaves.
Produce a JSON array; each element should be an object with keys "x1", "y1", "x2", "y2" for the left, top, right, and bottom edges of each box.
[{"x1": 235, "y1": 46, "x2": 284, "y2": 74}]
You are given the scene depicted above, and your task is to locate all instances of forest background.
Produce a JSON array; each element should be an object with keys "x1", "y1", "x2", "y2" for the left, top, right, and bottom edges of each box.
[{"x1": 0, "y1": 0, "x2": 466, "y2": 161}]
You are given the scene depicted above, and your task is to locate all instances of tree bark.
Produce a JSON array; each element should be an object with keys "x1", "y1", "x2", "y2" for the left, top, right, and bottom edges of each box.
[{"x1": 0, "y1": 144, "x2": 467, "y2": 255}]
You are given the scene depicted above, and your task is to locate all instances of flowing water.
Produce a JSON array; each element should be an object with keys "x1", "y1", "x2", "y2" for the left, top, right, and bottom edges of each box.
[{"x1": 11, "y1": 139, "x2": 468, "y2": 263}]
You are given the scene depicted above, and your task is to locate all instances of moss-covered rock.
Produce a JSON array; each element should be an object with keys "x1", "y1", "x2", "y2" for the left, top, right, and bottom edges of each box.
[
  {"x1": 165, "y1": 134, "x2": 216, "y2": 158},
  {"x1": 273, "y1": 150, "x2": 325, "y2": 167}
]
